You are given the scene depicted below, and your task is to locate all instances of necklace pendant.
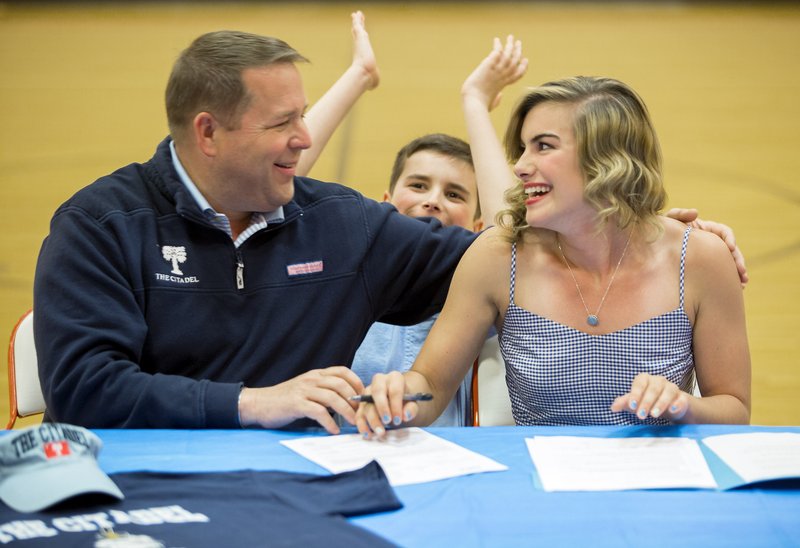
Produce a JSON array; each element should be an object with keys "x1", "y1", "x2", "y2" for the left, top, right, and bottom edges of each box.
[{"x1": 587, "y1": 315, "x2": 599, "y2": 327}]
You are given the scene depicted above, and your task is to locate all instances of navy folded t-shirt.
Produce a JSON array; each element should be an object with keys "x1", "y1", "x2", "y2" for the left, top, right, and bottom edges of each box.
[{"x1": 0, "y1": 461, "x2": 401, "y2": 547}]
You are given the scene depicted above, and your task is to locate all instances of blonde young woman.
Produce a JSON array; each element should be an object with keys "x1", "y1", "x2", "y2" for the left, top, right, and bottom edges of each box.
[{"x1": 356, "y1": 76, "x2": 750, "y2": 435}]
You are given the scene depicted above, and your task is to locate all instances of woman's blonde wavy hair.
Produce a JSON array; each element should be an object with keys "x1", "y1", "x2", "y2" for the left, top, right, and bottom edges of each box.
[{"x1": 498, "y1": 76, "x2": 666, "y2": 243}]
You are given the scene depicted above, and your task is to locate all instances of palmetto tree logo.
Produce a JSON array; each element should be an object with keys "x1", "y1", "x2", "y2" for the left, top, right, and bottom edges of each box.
[{"x1": 162, "y1": 245, "x2": 187, "y2": 275}]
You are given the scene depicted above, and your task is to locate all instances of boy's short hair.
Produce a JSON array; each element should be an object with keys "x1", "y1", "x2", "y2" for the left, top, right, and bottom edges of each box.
[{"x1": 388, "y1": 133, "x2": 480, "y2": 220}]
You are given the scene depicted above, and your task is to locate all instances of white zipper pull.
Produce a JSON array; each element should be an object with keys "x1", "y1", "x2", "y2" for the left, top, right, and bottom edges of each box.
[{"x1": 236, "y1": 254, "x2": 244, "y2": 289}]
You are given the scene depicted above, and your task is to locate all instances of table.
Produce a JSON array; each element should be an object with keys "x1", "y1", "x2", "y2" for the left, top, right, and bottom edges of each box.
[{"x1": 89, "y1": 424, "x2": 800, "y2": 547}]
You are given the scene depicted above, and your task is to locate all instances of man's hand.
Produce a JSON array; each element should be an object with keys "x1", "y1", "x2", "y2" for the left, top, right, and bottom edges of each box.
[
  {"x1": 238, "y1": 366, "x2": 365, "y2": 434},
  {"x1": 666, "y1": 208, "x2": 748, "y2": 287}
]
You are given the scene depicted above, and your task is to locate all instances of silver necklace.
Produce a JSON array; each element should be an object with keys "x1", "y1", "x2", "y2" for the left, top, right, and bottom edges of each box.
[{"x1": 556, "y1": 230, "x2": 633, "y2": 327}]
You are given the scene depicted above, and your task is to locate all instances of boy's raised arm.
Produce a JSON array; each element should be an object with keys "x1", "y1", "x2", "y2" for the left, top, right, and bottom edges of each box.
[{"x1": 297, "y1": 10, "x2": 380, "y2": 176}]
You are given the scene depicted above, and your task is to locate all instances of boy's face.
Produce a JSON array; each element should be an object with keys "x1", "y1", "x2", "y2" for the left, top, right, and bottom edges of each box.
[{"x1": 384, "y1": 150, "x2": 483, "y2": 232}]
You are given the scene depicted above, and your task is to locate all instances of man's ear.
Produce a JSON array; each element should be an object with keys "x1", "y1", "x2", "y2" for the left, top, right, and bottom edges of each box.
[{"x1": 194, "y1": 112, "x2": 218, "y2": 157}]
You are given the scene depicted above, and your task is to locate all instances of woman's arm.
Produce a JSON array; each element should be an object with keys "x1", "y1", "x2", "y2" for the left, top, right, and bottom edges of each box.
[
  {"x1": 612, "y1": 228, "x2": 751, "y2": 424},
  {"x1": 461, "y1": 36, "x2": 527, "y2": 226},
  {"x1": 355, "y1": 230, "x2": 505, "y2": 437},
  {"x1": 296, "y1": 11, "x2": 380, "y2": 177},
  {"x1": 683, "y1": 229, "x2": 751, "y2": 422}
]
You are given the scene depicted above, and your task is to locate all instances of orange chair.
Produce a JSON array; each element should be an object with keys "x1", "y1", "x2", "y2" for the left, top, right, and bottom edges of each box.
[{"x1": 6, "y1": 309, "x2": 45, "y2": 429}]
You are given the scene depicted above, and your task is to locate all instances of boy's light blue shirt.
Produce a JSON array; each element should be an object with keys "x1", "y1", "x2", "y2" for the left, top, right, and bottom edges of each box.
[{"x1": 351, "y1": 315, "x2": 472, "y2": 426}]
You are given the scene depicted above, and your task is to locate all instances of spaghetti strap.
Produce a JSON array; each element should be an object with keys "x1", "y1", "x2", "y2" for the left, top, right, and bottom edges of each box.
[
  {"x1": 509, "y1": 242, "x2": 518, "y2": 304},
  {"x1": 679, "y1": 226, "x2": 692, "y2": 310},
  {"x1": 499, "y1": 228, "x2": 695, "y2": 426}
]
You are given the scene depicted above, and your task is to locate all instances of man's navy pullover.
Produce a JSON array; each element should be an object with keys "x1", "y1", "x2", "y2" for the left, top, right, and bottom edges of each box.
[{"x1": 33, "y1": 138, "x2": 478, "y2": 428}]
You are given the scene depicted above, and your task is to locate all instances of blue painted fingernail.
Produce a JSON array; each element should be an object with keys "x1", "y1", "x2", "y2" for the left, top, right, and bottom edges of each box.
[
  {"x1": 362, "y1": 432, "x2": 369, "y2": 439},
  {"x1": 405, "y1": 410, "x2": 412, "y2": 420},
  {"x1": 393, "y1": 416, "x2": 402, "y2": 426},
  {"x1": 375, "y1": 427, "x2": 385, "y2": 436},
  {"x1": 630, "y1": 400, "x2": 638, "y2": 410},
  {"x1": 652, "y1": 407, "x2": 661, "y2": 418},
  {"x1": 670, "y1": 404, "x2": 679, "y2": 413},
  {"x1": 382, "y1": 414, "x2": 391, "y2": 424},
  {"x1": 638, "y1": 408, "x2": 647, "y2": 419}
]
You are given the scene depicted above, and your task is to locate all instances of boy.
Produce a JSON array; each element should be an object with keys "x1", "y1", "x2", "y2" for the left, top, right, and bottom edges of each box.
[
  {"x1": 300, "y1": 19, "x2": 526, "y2": 425},
  {"x1": 352, "y1": 134, "x2": 487, "y2": 425}
]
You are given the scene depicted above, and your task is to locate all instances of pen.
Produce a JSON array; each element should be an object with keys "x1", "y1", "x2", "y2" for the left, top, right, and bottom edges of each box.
[{"x1": 349, "y1": 393, "x2": 433, "y2": 404}]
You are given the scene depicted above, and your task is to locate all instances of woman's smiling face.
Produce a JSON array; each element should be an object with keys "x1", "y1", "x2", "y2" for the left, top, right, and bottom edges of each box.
[{"x1": 513, "y1": 101, "x2": 588, "y2": 232}]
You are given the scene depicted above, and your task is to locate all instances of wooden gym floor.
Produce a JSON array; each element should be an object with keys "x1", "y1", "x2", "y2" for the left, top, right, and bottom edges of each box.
[{"x1": 1, "y1": 2, "x2": 798, "y2": 428}]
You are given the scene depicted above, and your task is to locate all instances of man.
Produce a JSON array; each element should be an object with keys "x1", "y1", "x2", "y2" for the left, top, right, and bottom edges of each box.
[{"x1": 33, "y1": 30, "x2": 477, "y2": 433}]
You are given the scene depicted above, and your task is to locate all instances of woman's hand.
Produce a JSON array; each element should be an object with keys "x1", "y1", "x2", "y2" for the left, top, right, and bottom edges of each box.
[
  {"x1": 355, "y1": 371, "x2": 419, "y2": 439},
  {"x1": 461, "y1": 35, "x2": 527, "y2": 111},
  {"x1": 611, "y1": 373, "x2": 691, "y2": 422}
]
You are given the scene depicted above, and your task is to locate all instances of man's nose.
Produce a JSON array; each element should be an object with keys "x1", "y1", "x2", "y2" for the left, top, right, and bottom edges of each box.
[{"x1": 290, "y1": 119, "x2": 312, "y2": 150}]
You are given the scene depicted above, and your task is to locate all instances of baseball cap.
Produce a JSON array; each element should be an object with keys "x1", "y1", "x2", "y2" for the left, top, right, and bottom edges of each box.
[{"x1": 0, "y1": 423, "x2": 124, "y2": 513}]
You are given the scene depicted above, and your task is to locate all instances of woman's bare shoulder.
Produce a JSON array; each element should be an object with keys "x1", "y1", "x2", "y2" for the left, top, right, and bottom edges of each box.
[
  {"x1": 470, "y1": 226, "x2": 514, "y2": 255},
  {"x1": 671, "y1": 218, "x2": 740, "y2": 281},
  {"x1": 658, "y1": 217, "x2": 726, "y2": 256}
]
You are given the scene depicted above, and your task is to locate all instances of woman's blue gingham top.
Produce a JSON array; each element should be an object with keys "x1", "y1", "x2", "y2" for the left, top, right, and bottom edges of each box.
[{"x1": 499, "y1": 227, "x2": 695, "y2": 426}]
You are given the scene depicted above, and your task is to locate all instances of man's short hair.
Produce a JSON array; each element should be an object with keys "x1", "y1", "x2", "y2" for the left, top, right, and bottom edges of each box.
[{"x1": 166, "y1": 30, "x2": 308, "y2": 142}]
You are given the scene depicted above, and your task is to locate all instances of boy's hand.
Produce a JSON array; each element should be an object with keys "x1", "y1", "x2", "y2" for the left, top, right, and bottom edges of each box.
[{"x1": 351, "y1": 11, "x2": 380, "y2": 90}]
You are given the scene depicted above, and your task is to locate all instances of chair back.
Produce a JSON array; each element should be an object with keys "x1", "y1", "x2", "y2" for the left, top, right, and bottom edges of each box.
[
  {"x1": 470, "y1": 335, "x2": 514, "y2": 426},
  {"x1": 6, "y1": 310, "x2": 45, "y2": 428}
]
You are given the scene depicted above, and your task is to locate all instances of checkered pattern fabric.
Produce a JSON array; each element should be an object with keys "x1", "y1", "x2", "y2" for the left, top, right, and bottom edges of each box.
[{"x1": 500, "y1": 228, "x2": 694, "y2": 426}]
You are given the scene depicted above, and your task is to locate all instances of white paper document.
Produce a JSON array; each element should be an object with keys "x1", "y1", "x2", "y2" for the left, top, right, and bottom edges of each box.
[
  {"x1": 526, "y1": 436, "x2": 717, "y2": 491},
  {"x1": 701, "y1": 432, "x2": 800, "y2": 484},
  {"x1": 281, "y1": 427, "x2": 508, "y2": 486}
]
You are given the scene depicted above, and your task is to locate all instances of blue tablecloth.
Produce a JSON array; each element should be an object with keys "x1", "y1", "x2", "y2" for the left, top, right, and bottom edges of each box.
[{"x1": 88, "y1": 424, "x2": 800, "y2": 547}]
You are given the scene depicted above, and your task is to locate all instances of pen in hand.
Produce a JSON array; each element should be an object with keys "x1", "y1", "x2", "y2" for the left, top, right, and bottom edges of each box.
[{"x1": 349, "y1": 393, "x2": 433, "y2": 404}]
